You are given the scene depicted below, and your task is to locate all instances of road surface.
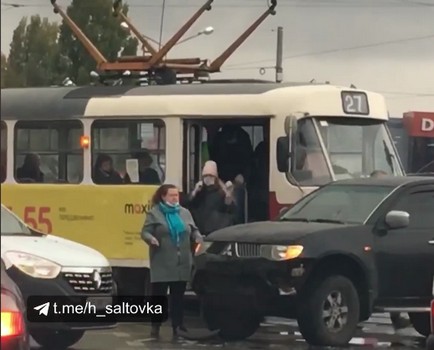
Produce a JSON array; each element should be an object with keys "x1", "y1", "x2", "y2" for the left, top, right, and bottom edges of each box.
[{"x1": 30, "y1": 313, "x2": 427, "y2": 350}]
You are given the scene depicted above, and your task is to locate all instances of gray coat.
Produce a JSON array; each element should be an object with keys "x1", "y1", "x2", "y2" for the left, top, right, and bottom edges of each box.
[{"x1": 141, "y1": 205, "x2": 202, "y2": 283}]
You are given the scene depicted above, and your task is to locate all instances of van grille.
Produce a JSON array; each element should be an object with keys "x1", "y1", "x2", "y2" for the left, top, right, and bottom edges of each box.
[
  {"x1": 62, "y1": 269, "x2": 113, "y2": 294},
  {"x1": 234, "y1": 243, "x2": 261, "y2": 258}
]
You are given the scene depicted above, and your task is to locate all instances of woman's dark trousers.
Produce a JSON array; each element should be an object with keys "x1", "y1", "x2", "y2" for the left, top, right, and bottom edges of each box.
[{"x1": 151, "y1": 281, "x2": 187, "y2": 330}]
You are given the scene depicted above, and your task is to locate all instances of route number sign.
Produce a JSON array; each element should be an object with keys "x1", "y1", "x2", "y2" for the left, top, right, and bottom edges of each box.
[{"x1": 341, "y1": 91, "x2": 369, "y2": 115}]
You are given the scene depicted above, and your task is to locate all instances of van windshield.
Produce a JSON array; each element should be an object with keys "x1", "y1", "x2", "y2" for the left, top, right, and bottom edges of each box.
[{"x1": 1, "y1": 207, "x2": 32, "y2": 235}]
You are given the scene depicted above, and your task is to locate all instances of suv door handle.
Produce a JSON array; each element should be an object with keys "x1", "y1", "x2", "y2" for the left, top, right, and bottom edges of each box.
[{"x1": 429, "y1": 240, "x2": 434, "y2": 245}]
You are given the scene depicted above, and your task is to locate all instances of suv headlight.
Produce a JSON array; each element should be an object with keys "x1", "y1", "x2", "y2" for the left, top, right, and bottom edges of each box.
[
  {"x1": 270, "y1": 245, "x2": 303, "y2": 261},
  {"x1": 5, "y1": 251, "x2": 61, "y2": 279},
  {"x1": 194, "y1": 241, "x2": 212, "y2": 256}
]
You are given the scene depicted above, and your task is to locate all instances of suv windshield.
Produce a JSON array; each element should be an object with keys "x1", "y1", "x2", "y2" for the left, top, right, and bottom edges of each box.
[
  {"x1": 280, "y1": 184, "x2": 394, "y2": 224},
  {"x1": 1, "y1": 206, "x2": 32, "y2": 235}
]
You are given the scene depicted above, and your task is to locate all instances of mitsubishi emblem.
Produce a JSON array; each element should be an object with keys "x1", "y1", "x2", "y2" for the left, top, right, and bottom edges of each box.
[{"x1": 92, "y1": 270, "x2": 102, "y2": 290}]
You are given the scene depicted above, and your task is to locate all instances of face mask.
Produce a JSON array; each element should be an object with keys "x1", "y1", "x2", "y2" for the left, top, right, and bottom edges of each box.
[
  {"x1": 165, "y1": 201, "x2": 179, "y2": 207},
  {"x1": 203, "y1": 176, "x2": 215, "y2": 186}
]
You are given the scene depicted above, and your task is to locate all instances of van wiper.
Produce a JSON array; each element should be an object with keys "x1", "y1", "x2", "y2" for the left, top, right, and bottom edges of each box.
[
  {"x1": 310, "y1": 218, "x2": 345, "y2": 224},
  {"x1": 280, "y1": 218, "x2": 310, "y2": 222}
]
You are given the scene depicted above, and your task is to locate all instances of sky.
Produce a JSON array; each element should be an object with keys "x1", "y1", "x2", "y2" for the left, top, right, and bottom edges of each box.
[{"x1": 1, "y1": 0, "x2": 434, "y2": 117}]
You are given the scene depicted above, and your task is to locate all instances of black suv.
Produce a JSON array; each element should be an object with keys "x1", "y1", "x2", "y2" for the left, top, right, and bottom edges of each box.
[{"x1": 193, "y1": 176, "x2": 434, "y2": 346}]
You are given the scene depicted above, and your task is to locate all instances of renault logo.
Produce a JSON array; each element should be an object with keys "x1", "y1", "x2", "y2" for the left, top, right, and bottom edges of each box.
[{"x1": 92, "y1": 270, "x2": 102, "y2": 290}]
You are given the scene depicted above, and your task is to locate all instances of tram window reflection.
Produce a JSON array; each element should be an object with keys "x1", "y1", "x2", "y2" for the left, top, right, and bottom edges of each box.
[
  {"x1": 291, "y1": 118, "x2": 332, "y2": 186},
  {"x1": 14, "y1": 120, "x2": 84, "y2": 184},
  {"x1": 91, "y1": 120, "x2": 166, "y2": 185}
]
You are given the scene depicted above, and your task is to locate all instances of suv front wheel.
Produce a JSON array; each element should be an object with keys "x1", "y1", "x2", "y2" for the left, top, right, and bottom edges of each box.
[
  {"x1": 201, "y1": 295, "x2": 262, "y2": 341},
  {"x1": 297, "y1": 275, "x2": 360, "y2": 347},
  {"x1": 31, "y1": 329, "x2": 85, "y2": 349}
]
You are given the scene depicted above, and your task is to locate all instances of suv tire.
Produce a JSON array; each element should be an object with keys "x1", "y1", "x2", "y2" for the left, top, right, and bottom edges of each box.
[
  {"x1": 201, "y1": 295, "x2": 261, "y2": 341},
  {"x1": 297, "y1": 275, "x2": 360, "y2": 346},
  {"x1": 31, "y1": 330, "x2": 85, "y2": 349},
  {"x1": 409, "y1": 312, "x2": 430, "y2": 337}
]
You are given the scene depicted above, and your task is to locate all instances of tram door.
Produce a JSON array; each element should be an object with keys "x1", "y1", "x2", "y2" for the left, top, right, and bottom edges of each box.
[{"x1": 182, "y1": 121, "x2": 208, "y2": 197}]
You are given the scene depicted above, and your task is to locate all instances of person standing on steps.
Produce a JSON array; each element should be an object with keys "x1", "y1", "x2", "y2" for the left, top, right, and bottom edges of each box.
[
  {"x1": 187, "y1": 160, "x2": 237, "y2": 236},
  {"x1": 141, "y1": 184, "x2": 203, "y2": 340}
]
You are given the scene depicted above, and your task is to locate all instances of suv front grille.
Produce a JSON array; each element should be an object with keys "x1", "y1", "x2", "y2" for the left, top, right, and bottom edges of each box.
[
  {"x1": 62, "y1": 269, "x2": 113, "y2": 294},
  {"x1": 234, "y1": 243, "x2": 261, "y2": 258}
]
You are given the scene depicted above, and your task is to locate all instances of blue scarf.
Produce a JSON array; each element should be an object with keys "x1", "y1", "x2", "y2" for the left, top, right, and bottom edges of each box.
[{"x1": 158, "y1": 202, "x2": 186, "y2": 246}]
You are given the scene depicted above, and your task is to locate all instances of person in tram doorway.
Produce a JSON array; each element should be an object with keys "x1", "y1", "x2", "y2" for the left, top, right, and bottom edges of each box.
[
  {"x1": 141, "y1": 184, "x2": 203, "y2": 340},
  {"x1": 16, "y1": 153, "x2": 44, "y2": 183},
  {"x1": 187, "y1": 160, "x2": 237, "y2": 236}
]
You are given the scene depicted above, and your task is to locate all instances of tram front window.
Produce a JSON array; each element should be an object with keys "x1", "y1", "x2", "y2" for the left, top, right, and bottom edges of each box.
[
  {"x1": 290, "y1": 117, "x2": 403, "y2": 187},
  {"x1": 317, "y1": 117, "x2": 403, "y2": 179}
]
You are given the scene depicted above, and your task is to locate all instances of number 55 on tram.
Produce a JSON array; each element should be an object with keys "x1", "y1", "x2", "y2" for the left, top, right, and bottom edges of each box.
[{"x1": 0, "y1": 82, "x2": 404, "y2": 294}]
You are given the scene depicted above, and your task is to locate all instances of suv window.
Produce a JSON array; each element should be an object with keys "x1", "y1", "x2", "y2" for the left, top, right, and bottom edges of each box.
[{"x1": 392, "y1": 190, "x2": 434, "y2": 229}]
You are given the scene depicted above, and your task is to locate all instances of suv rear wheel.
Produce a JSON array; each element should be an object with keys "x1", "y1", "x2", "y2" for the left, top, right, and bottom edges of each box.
[
  {"x1": 409, "y1": 312, "x2": 430, "y2": 337},
  {"x1": 297, "y1": 275, "x2": 360, "y2": 346}
]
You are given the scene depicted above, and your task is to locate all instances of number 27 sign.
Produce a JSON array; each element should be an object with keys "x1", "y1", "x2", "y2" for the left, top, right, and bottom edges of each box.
[{"x1": 6, "y1": 206, "x2": 53, "y2": 234}]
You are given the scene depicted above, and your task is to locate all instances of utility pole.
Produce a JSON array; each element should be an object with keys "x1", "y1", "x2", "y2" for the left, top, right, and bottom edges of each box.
[{"x1": 275, "y1": 26, "x2": 283, "y2": 83}]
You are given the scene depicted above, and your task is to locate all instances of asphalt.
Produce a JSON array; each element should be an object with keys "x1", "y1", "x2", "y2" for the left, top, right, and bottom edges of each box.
[{"x1": 31, "y1": 313, "x2": 428, "y2": 350}]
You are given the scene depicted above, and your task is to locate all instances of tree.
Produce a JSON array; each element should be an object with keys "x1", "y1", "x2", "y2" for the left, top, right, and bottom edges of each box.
[
  {"x1": 1, "y1": 53, "x2": 7, "y2": 88},
  {"x1": 5, "y1": 18, "x2": 27, "y2": 87},
  {"x1": 58, "y1": 0, "x2": 138, "y2": 85},
  {"x1": 5, "y1": 16, "x2": 65, "y2": 87}
]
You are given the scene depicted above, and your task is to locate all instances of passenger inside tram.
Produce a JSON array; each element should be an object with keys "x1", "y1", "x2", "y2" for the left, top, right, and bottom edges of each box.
[
  {"x1": 124, "y1": 150, "x2": 161, "y2": 185},
  {"x1": 93, "y1": 154, "x2": 124, "y2": 184},
  {"x1": 15, "y1": 153, "x2": 44, "y2": 183},
  {"x1": 210, "y1": 125, "x2": 254, "y2": 184}
]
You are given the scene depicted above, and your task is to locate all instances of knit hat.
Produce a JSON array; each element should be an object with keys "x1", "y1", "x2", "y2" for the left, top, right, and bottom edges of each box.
[{"x1": 202, "y1": 160, "x2": 218, "y2": 177}]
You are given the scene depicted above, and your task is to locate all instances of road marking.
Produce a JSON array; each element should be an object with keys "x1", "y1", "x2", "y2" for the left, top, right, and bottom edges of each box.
[
  {"x1": 126, "y1": 338, "x2": 154, "y2": 346},
  {"x1": 113, "y1": 332, "x2": 131, "y2": 338}
]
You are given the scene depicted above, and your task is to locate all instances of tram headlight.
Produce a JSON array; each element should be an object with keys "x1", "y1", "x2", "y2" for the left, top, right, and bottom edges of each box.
[{"x1": 5, "y1": 251, "x2": 61, "y2": 279}]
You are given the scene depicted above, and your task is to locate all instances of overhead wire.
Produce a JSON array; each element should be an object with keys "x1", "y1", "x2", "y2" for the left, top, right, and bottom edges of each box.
[
  {"x1": 225, "y1": 34, "x2": 434, "y2": 68},
  {"x1": 1, "y1": 0, "x2": 433, "y2": 8}
]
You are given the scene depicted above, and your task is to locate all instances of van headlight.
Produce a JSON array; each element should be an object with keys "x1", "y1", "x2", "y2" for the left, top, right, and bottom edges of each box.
[
  {"x1": 270, "y1": 245, "x2": 303, "y2": 261},
  {"x1": 5, "y1": 251, "x2": 61, "y2": 279},
  {"x1": 195, "y1": 241, "x2": 213, "y2": 256}
]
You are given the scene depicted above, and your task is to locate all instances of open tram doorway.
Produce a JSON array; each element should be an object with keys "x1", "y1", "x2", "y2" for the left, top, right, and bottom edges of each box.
[{"x1": 182, "y1": 118, "x2": 270, "y2": 225}]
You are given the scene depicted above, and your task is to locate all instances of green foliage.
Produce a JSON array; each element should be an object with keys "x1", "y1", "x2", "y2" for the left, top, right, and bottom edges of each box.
[
  {"x1": 3, "y1": 0, "x2": 138, "y2": 87},
  {"x1": 5, "y1": 16, "x2": 65, "y2": 87},
  {"x1": 1, "y1": 53, "x2": 7, "y2": 88},
  {"x1": 58, "y1": 0, "x2": 138, "y2": 84}
]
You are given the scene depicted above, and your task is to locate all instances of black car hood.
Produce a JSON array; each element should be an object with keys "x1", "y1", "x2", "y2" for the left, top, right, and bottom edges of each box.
[{"x1": 207, "y1": 221, "x2": 352, "y2": 245}]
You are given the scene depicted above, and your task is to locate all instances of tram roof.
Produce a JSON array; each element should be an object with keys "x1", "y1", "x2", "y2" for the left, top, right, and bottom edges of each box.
[{"x1": 0, "y1": 82, "x2": 375, "y2": 121}]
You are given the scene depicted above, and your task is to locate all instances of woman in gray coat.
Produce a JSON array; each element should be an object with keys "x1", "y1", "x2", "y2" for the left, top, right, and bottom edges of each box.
[{"x1": 141, "y1": 184, "x2": 203, "y2": 340}]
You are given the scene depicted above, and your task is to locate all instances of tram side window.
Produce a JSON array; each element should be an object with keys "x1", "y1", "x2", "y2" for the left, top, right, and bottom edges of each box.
[
  {"x1": 291, "y1": 118, "x2": 332, "y2": 186},
  {"x1": 91, "y1": 120, "x2": 166, "y2": 185},
  {"x1": 1, "y1": 122, "x2": 7, "y2": 183},
  {"x1": 14, "y1": 121, "x2": 84, "y2": 184}
]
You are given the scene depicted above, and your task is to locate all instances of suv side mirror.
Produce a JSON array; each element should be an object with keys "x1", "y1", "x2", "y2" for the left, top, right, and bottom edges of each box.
[
  {"x1": 276, "y1": 136, "x2": 290, "y2": 173},
  {"x1": 385, "y1": 210, "x2": 409, "y2": 229}
]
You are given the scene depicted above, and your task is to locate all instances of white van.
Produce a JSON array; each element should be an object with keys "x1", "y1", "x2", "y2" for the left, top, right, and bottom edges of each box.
[{"x1": 0, "y1": 204, "x2": 116, "y2": 349}]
